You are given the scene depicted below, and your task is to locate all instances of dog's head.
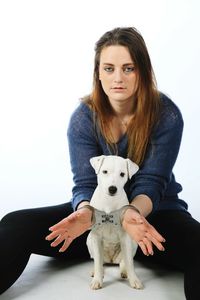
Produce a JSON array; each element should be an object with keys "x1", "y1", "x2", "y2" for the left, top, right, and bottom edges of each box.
[{"x1": 90, "y1": 155, "x2": 139, "y2": 196}]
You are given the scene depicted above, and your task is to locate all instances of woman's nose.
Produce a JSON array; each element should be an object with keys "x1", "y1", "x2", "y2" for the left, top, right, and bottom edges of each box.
[{"x1": 113, "y1": 69, "x2": 123, "y2": 83}]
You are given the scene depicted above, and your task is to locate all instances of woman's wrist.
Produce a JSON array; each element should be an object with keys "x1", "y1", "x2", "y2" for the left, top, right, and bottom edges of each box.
[
  {"x1": 77, "y1": 200, "x2": 90, "y2": 210},
  {"x1": 125, "y1": 204, "x2": 140, "y2": 214},
  {"x1": 121, "y1": 205, "x2": 142, "y2": 224},
  {"x1": 130, "y1": 194, "x2": 153, "y2": 217},
  {"x1": 77, "y1": 202, "x2": 94, "y2": 225}
]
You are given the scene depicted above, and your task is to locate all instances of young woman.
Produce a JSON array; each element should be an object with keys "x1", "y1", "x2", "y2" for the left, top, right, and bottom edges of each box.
[{"x1": 0, "y1": 27, "x2": 199, "y2": 300}]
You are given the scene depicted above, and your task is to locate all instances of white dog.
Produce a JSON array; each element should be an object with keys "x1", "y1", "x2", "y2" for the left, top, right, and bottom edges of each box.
[{"x1": 86, "y1": 155, "x2": 143, "y2": 290}]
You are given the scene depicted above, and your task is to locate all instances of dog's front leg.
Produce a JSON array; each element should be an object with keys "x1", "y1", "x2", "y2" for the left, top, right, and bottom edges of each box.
[
  {"x1": 90, "y1": 231, "x2": 104, "y2": 289},
  {"x1": 120, "y1": 233, "x2": 143, "y2": 289}
]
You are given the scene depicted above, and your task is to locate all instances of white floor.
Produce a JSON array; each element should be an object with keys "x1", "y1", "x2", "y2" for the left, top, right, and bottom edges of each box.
[{"x1": 1, "y1": 254, "x2": 185, "y2": 300}]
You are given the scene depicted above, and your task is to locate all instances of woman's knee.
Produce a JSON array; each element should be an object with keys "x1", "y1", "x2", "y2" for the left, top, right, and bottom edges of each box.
[
  {"x1": 1, "y1": 208, "x2": 35, "y2": 228},
  {"x1": 1, "y1": 203, "x2": 73, "y2": 229},
  {"x1": 1, "y1": 210, "x2": 22, "y2": 224}
]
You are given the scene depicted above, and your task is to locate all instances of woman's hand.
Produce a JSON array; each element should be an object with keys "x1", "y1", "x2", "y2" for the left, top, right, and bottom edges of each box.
[
  {"x1": 45, "y1": 206, "x2": 93, "y2": 252},
  {"x1": 122, "y1": 207, "x2": 165, "y2": 256}
]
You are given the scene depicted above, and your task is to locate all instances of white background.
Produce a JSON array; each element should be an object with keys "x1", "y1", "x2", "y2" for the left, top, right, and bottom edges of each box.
[{"x1": 0, "y1": 0, "x2": 200, "y2": 220}]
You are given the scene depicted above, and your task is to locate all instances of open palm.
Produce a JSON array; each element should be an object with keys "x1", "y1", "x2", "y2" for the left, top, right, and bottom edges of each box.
[{"x1": 46, "y1": 207, "x2": 92, "y2": 252}]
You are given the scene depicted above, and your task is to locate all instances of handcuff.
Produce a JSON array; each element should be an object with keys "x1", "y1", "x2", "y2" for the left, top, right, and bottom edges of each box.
[{"x1": 78, "y1": 204, "x2": 140, "y2": 230}]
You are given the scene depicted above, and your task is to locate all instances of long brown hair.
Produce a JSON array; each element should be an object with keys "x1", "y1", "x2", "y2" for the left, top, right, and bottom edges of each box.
[{"x1": 84, "y1": 27, "x2": 161, "y2": 166}]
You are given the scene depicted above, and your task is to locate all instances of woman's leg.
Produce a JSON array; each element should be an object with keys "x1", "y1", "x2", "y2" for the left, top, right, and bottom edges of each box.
[
  {"x1": 135, "y1": 210, "x2": 200, "y2": 300},
  {"x1": 0, "y1": 202, "x2": 89, "y2": 294}
]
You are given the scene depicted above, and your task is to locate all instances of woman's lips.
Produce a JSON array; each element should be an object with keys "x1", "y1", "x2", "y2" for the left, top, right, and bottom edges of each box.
[{"x1": 112, "y1": 87, "x2": 126, "y2": 92}]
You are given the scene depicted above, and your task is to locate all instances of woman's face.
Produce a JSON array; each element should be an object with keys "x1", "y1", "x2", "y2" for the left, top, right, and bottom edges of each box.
[{"x1": 99, "y1": 45, "x2": 137, "y2": 106}]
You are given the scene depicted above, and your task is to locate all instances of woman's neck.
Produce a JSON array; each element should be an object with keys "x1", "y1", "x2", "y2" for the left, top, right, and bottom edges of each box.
[
  {"x1": 110, "y1": 104, "x2": 135, "y2": 132},
  {"x1": 109, "y1": 98, "x2": 135, "y2": 119},
  {"x1": 108, "y1": 99, "x2": 135, "y2": 143}
]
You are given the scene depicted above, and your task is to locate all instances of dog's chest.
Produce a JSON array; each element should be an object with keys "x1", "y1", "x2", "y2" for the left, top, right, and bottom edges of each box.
[
  {"x1": 94, "y1": 224, "x2": 123, "y2": 263},
  {"x1": 95, "y1": 223, "x2": 122, "y2": 242}
]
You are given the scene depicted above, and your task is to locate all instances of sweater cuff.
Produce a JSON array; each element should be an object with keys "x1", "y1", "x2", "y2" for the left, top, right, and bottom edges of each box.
[
  {"x1": 71, "y1": 192, "x2": 93, "y2": 211},
  {"x1": 129, "y1": 188, "x2": 161, "y2": 212}
]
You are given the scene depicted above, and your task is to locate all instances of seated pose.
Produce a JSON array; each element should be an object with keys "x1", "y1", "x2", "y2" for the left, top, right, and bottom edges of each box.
[{"x1": 0, "y1": 27, "x2": 199, "y2": 300}]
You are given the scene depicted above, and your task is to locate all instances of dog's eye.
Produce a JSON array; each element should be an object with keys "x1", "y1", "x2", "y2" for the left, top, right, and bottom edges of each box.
[
  {"x1": 102, "y1": 170, "x2": 108, "y2": 174},
  {"x1": 120, "y1": 172, "x2": 125, "y2": 177}
]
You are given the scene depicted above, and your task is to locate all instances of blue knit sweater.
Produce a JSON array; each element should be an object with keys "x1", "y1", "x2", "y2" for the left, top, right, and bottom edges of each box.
[{"x1": 67, "y1": 93, "x2": 188, "y2": 213}]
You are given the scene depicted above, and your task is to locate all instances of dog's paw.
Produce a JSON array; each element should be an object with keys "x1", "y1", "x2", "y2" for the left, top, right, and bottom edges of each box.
[
  {"x1": 90, "y1": 278, "x2": 103, "y2": 290},
  {"x1": 120, "y1": 270, "x2": 127, "y2": 278},
  {"x1": 129, "y1": 277, "x2": 143, "y2": 289},
  {"x1": 90, "y1": 270, "x2": 104, "y2": 278}
]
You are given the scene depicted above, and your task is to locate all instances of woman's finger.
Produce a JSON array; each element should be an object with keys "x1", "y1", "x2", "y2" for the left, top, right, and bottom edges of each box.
[
  {"x1": 59, "y1": 236, "x2": 73, "y2": 252},
  {"x1": 49, "y1": 212, "x2": 78, "y2": 231},
  {"x1": 49, "y1": 220, "x2": 70, "y2": 232},
  {"x1": 148, "y1": 225, "x2": 165, "y2": 242},
  {"x1": 145, "y1": 232, "x2": 165, "y2": 251},
  {"x1": 142, "y1": 237, "x2": 153, "y2": 255},
  {"x1": 50, "y1": 234, "x2": 65, "y2": 247},
  {"x1": 46, "y1": 229, "x2": 66, "y2": 241},
  {"x1": 138, "y1": 241, "x2": 148, "y2": 256}
]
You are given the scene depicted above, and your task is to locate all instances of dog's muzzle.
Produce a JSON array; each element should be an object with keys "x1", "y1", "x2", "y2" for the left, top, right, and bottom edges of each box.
[{"x1": 108, "y1": 185, "x2": 117, "y2": 195}]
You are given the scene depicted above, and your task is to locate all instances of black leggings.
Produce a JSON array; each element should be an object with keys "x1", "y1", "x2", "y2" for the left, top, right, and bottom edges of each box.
[{"x1": 0, "y1": 202, "x2": 199, "y2": 300}]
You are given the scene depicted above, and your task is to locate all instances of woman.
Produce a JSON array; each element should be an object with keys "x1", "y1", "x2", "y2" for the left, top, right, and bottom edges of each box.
[{"x1": 0, "y1": 27, "x2": 199, "y2": 300}]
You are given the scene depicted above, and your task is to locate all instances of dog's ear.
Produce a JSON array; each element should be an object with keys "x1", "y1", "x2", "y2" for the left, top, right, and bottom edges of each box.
[
  {"x1": 126, "y1": 159, "x2": 139, "y2": 179},
  {"x1": 90, "y1": 155, "x2": 106, "y2": 174}
]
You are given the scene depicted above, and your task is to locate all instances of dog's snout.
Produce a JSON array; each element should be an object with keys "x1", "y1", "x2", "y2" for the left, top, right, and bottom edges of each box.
[{"x1": 108, "y1": 186, "x2": 117, "y2": 195}]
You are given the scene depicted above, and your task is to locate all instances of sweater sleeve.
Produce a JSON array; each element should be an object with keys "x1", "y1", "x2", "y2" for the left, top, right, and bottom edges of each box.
[
  {"x1": 129, "y1": 96, "x2": 184, "y2": 212},
  {"x1": 67, "y1": 103, "x2": 101, "y2": 210}
]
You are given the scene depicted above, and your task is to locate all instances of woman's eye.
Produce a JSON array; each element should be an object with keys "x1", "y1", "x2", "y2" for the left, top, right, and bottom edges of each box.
[
  {"x1": 120, "y1": 172, "x2": 125, "y2": 177},
  {"x1": 104, "y1": 67, "x2": 114, "y2": 73},
  {"x1": 102, "y1": 170, "x2": 108, "y2": 174},
  {"x1": 124, "y1": 66, "x2": 135, "y2": 73}
]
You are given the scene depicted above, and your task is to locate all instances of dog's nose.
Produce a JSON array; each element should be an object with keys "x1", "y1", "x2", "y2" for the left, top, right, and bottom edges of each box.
[{"x1": 108, "y1": 186, "x2": 117, "y2": 195}]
